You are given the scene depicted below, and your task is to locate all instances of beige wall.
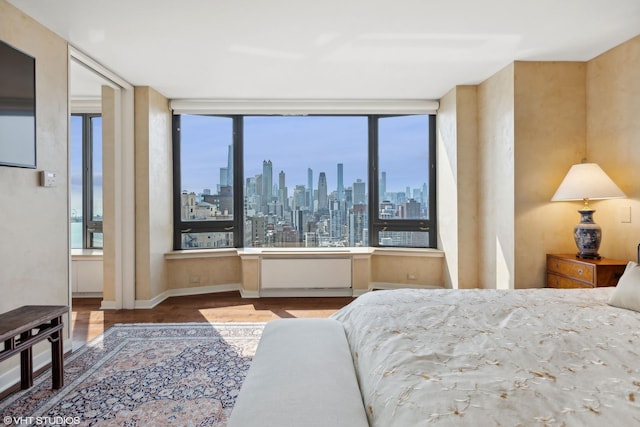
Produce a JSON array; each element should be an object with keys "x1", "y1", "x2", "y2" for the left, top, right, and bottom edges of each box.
[
  {"x1": 135, "y1": 86, "x2": 173, "y2": 301},
  {"x1": 0, "y1": 0, "x2": 70, "y2": 386},
  {"x1": 166, "y1": 254, "x2": 242, "y2": 293},
  {"x1": 437, "y1": 86, "x2": 478, "y2": 289},
  {"x1": 477, "y1": 64, "x2": 515, "y2": 289},
  {"x1": 371, "y1": 252, "x2": 443, "y2": 287},
  {"x1": 513, "y1": 61, "x2": 586, "y2": 288},
  {"x1": 101, "y1": 86, "x2": 117, "y2": 302},
  {"x1": 587, "y1": 35, "x2": 640, "y2": 262}
]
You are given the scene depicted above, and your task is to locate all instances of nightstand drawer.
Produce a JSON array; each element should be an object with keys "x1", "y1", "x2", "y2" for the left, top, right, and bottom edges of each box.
[
  {"x1": 547, "y1": 257, "x2": 594, "y2": 282},
  {"x1": 546, "y1": 272, "x2": 593, "y2": 288},
  {"x1": 546, "y1": 254, "x2": 628, "y2": 289}
]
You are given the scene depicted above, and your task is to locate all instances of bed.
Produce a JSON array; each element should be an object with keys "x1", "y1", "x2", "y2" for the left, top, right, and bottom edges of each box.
[
  {"x1": 230, "y1": 257, "x2": 640, "y2": 427},
  {"x1": 331, "y1": 285, "x2": 640, "y2": 426}
]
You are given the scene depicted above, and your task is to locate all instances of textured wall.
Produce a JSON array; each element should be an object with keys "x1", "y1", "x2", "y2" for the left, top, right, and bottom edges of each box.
[
  {"x1": 586, "y1": 35, "x2": 640, "y2": 262},
  {"x1": 166, "y1": 255, "x2": 242, "y2": 291},
  {"x1": 437, "y1": 86, "x2": 479, "y2": 289},
  {"x1": 101, "y1": 86, "x2": 117, "y2": 302},
  {"x1": 134, "y1": 86, "x2": 173, "y2": 301},
  {"x1": 513, "y1": 61, "x2": 586, "y2": 287},
  {"x1": 371, "y1": 253, "x2": 443, "y2": 287},
  {"x1": 0, "y1": 0, "x2": 69, "y2": 387},
  {"x1": 437, "y1": 88, "x2": 459, "y2": 288},
  {"x1": 477, "y1": 64, "x2": 515, "y2": 289}
]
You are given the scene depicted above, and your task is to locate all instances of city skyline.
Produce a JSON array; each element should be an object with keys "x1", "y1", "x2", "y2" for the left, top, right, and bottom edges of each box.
[{"x1": 180, "y1": 115, "x2": 430, "y2": 198}]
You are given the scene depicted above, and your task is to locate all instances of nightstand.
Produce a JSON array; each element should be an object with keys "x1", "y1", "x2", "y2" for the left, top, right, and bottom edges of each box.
[{"x1": 546, "y1": 254, "x2": 628, "y2": 288}]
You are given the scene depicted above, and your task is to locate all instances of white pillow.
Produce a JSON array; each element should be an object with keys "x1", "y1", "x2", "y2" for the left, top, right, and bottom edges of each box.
[{"x1": 608, "y1": 261, "x2": 640, "y2": 312}]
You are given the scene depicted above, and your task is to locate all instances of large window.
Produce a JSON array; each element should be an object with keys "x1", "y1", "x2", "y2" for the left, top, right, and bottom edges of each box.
[
  {"x1": 70, "y1": 114, "x2": 103, "y2": 249},
  {"x1": 173, "y1": 114, "x2": 435, "y2": 249}
]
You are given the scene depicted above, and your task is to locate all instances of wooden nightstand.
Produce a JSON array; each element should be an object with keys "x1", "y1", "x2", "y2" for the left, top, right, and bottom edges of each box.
[{"x1": 546, "y1": 254, "x2": 628, "y2": 288}]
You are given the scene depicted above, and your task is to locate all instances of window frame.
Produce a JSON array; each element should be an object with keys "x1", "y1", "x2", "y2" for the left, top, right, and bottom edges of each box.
[
  {"x1": 172, "y1": 113, "x2": 436, "y2": 250},
  {"x1": 368, "y1": 114, "x2": 437, "y2": 248},
  {"x1": 172, "y1": 115, "x2": 244, "y2": 249},
  {"x1": 71, "y1": 113, "x2": 103, "y2": 249}
]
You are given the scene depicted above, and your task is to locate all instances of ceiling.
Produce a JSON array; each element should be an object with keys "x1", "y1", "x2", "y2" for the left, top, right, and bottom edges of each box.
[{"x1": 9, "y1": 0, "x2": 640, "y2": 101}]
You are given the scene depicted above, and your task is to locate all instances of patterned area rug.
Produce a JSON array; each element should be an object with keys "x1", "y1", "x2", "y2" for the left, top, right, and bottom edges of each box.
[{"x1": 0, "y1": 323, "x2": 264, "y2": 426}]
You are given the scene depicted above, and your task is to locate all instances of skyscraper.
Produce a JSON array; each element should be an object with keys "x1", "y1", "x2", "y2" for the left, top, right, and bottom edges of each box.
[
  {"x1": 353, "y1": 179, "x2": 366, "y2": 205},
  {"x1": 227, "y1": 144, "x2": 233, "y2": 189},
  {"x1": 293, "y1": 185, "x2": 306, "y2": 210},
  {"x1": 318, "y1": 172, "x2": 328, "y2": 210},
  {"x1": 337, "y1": 163, "x2": 344, "y2": 201},
  {"x1": 380, "y1": 171, "x2": 386, "y2": 200},
  {"x1": 219, "y1": 167, "x2": 228, "y2": 187},
  {"x1": 401, "y1": 199, "x2": 421, "y2": 219},
  {"x1": 307, "y1": 168, "x2": 313, "y2": 213},
  {"x1": 278, "y1": 170, "x2": 288, "y2": 209},
  {"x1": 262, "y1": 160, "x2": 273, "y2": 214}
]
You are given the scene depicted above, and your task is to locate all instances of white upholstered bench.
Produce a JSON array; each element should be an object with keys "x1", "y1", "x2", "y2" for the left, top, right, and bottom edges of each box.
[{"x1": 228, "y1": 318, "x2": 369, "y2": 427}]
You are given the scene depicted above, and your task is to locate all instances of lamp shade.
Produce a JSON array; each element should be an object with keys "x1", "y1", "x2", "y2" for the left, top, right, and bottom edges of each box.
[{"x1": 551, "y1": 163, "x2": 625, "y2": 201}]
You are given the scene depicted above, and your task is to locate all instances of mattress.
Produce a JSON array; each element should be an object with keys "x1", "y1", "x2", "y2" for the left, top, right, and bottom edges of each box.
[{"x1": 331, "y1": 288, "x2": 640, "y2": 426}]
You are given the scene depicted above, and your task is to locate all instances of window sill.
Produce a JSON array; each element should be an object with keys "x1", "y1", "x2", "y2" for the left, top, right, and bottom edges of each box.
[
  {"x1": 372, "y1": 247, "x2": 444, "y2": 258},
  {"x1": 164, "y1": 247, "x2": 444, "y2": 260},
  {"x1": 164, "y1": 248, "x2": 239, "y2": 260},
  {"x1": 71, "y1": 248, "x2": 103, "y2": 260}
]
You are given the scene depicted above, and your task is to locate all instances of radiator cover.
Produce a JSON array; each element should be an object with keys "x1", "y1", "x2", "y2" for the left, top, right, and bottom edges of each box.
[{"x1": 260, "y1": 258, "x2": 352, "y2": 289}]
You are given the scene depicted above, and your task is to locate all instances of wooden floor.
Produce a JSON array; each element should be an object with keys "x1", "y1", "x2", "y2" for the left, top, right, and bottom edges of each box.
[{"x1": 71, "y1": 292, "x2": 354, "y2": 349}]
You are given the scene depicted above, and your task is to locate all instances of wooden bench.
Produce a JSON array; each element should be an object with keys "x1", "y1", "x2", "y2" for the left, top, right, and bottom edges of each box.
[{"x1": 0, "y1": 305, "x2": 68, "y2": 390}]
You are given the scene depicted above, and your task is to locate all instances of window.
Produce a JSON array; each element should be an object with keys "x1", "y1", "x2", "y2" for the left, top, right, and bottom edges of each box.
[
  {"x1": 243, "y1": 116, "x2": 368, "y2": 248},
  {"x1": 370, "y1": 115, "x2": 436, "y2": 248},
  {"x1": 173, "y1": 114, "x2": 435, "y2": 250},
  {"x1": 172, "y1": 115, "x2": 238, "y2": 249},
  {"x1": 70, "y1": 114, "x2": 103, "y2": 249}
]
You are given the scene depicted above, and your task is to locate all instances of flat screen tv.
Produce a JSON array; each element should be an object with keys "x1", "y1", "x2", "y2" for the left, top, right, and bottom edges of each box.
[{"x1": 0, "y1": 40, "x2": 36, "y2": 168}]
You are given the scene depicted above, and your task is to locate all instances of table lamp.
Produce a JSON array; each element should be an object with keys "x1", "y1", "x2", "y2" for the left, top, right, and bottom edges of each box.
[{"x1": 551, "y1": 162, "x2": 625, "y2": 259}]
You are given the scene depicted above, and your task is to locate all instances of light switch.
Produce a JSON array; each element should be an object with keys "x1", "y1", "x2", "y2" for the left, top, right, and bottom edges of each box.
[
  {"x1": 40, "y1": 170, "x2": 57, "y2": 187},
  {"x1": 620, "y1": 205, "x2": 631, "y2": 223}
]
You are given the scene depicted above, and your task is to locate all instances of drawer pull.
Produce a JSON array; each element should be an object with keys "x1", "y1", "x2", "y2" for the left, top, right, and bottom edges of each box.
[
  {"x1": 577, "y1": 268, "x2": 583, "y2": 276},
  {"x1": 555, "y1": 263, "x2": 559, "y2": 269}
]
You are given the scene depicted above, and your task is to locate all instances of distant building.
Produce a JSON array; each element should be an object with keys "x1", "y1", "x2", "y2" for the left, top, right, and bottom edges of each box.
[
  {"x1": 317, "y1": 172, "x2": 328, "y2": 211},
  {"x1": 353, "y1": 179, "x2": 365, "y2": 205}
]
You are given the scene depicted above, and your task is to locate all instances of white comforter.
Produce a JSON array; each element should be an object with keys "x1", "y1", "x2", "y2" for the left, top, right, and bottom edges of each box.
[{"x1": 331, "y1": 288, "x2": 640, "y2": 426}]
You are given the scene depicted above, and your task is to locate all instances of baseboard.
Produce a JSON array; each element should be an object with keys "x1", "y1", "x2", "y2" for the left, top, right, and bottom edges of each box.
[
  {"x1": 97, "y1": 283, "x2": 405, "y2": 309},
  {"x1": 352, "y1": 288, "x2": 370, "y2": 297},
  {"x1": 100, "y1": 300, "x2": 118, "y2": 310},
  {"x1": 133, "y1": 283, "x2": 241, "y2": 309},
  {"x1": 369, "y1": 282, "x2": 443, "y2": 290},
  {"x1": 72, "y1": 292, "x2": 103, "y2": 298},
  {"x1": 259, "y1": 288, "x2": 354, "y2": 298},
  {"x1": 239, "y1": 289, "x2": 260, "y2": 298}
]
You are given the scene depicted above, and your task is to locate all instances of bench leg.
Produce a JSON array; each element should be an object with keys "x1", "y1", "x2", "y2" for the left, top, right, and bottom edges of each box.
[
  {"x1": 50, "y1": 317, "x2": 64, "y2": 389},
  {"x1": 19, "y1": 331, "x2": 33, "y2": 390}
]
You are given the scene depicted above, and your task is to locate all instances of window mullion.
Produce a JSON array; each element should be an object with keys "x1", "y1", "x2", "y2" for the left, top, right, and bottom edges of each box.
[
  {"x1": 233, "y1": 116, "x2": 243, "y2": 248},
  {"x1": 172, "y1": 114, "x2": 183, "y2": 249},
  {"x1": 368, "y1": 115, "x2": 379, "y2": 247},
  {"x1": 82, "y1": 114, "x2": 92, "y2": 249}
]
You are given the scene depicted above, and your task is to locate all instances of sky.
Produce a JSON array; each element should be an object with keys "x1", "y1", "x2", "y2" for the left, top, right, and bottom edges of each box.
[
  {"x1": 70, "y1": 113, "x2": 432, "y2": 216},
  {"x1": 70, "y1": 115, "x2": 102, "y2": 217},
  {"x1": 180, "y1": 114, "x2": 430, "y2": 197}
]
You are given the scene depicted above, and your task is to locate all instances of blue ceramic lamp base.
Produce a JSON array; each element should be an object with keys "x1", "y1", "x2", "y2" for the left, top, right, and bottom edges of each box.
[{"x1": 574, "y1": 209, "x2": 602, "y2": 259}]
